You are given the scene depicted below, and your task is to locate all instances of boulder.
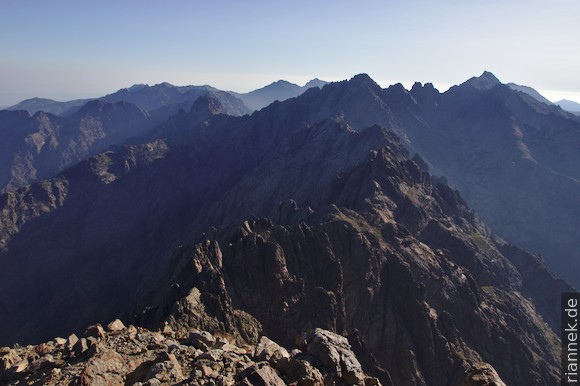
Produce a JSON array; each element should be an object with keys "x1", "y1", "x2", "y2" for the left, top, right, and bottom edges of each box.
[
  {"x1": 14, "y1": 358, "x2": 29, "y2": 373},
  {"x1": 188, "y1": 330, "x2": 216, "y2": 350},
  {"x1": 77, "y1": 349, "x2": 127, "y2": 386},
  {"x1": 144, "y1": 352, "x2": 184, "y2": 383},
  {"x1": 73, "y1": 338, "x2": 89, "y2": 356},
  {"x1": 299, "y1": 328, "x2": 365, "y2": 385},
  {"x1": 276, "y1": 357, "x2": 324, "y2": 386},
  {"x1": 255, "y1": 336, "x2": 290, "y2": 366},
  {"x1": 84, "y1": 324, "x2": 106, "y2": 340},
  {"x1": 197, "y1": 348, "x2": 225, "y2": 362},
  {"x1": 106, "y1": 319, "x2": 126, "y2": 332},
  {"x1": 235, "y1": 362, "x2": 286, "y2": 386},
  {"x1": 66, "y1": 333, "x2": 79, "y2": 352}
]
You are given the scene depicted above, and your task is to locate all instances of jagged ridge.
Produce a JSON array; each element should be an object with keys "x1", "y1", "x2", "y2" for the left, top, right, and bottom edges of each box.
[{"x1": 0, "y1": 74, "x2": 575, "y2": 385}]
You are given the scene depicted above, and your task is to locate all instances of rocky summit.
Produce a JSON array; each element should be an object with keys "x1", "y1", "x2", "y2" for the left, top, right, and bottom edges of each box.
[
  {"x1": 0, "y1": 73, "x2": 576, "y2": 385},
  {"x1": 0, "y1": 321, "x2": 385, "y2": 386}
]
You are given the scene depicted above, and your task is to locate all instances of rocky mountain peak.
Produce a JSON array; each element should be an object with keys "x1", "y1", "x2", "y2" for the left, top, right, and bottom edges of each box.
[
  {"x1": 71, "y1": 99, "x2": 145, "y2": 118},
  {"x1": 409, "y1": 82, "x2": 440, "y2": 106},
  {"x1": 126, "y1": 83, "x2": 147, "y2": 92},
  {"x1": 189, "y1": 94, "x2": 229, "y2": 116},
  {"x1": 348, "y1": 73, "x2": 380, "y2": 89},
  {"x1": 303, "y1": 78, "x2": 328, "y2": 89},
  {"x1": 0, "y1": 323, "x2": 383, "y2": 386},
  {"x1": 461, "y1": 70, "x2": 502, "y2": 90}
]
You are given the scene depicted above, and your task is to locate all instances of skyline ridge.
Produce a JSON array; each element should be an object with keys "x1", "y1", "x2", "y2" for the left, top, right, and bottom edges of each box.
[{"x1": 4, "y1": 71, "x2": 579, "y2": 114}]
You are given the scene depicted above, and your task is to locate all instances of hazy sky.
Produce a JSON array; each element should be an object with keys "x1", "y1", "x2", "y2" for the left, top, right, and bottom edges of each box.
[{"x1": 1, "y1": 0, "x2": 579, "y2": 106}]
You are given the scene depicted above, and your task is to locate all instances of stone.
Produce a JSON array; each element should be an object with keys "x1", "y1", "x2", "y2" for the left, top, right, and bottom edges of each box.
[
  {"x1": 255, "y1": 336, "x2": 290, "y2": 366},
  {"x1": 221, "y1": 342, "x2": 246, "y2": 354},
  {"x1": 77, "y1": 349, "x2": 127, "y2": 386},
  {"x1": 54, "y1": 337, "x2": 67, "y2": 346},
  {"x1": 106, "y1": 319, "x2": 126, "y2": 332},
  {"x1": 300, "y1": 329, "x2": 365, "y2": 385},
  {"x1": 235, "y1": 362, "x2": 286, "y2": 386},
  {"x1": 161, "y1": 322, "x2": 174, "y2": 336},
  {"x1": 200, "y1": 364, "x2": 215, "y2": 377},
  {"x1": 126, "y1": 325, "x2": 138, "y2": 338},
  {"x1": 73, "y1": 338, "x2": 89, "y2": 356},
  {"x1": 152, "y1": 332, "x2": 165, "y2": 343},
  {"x1": 13, "y1": 358, "x2": 29, "y2": 373},
  {"x1": 36, "y1": 342, "x2": 54, "y2": 355},
  {"x1": 30, "y1": 354, "x2": 55, "y2": 371},
  {"x1": 276, "y1": 357, "x2": 324, "y2": 386},
  {"x1": 144, "y1": 352, "x2": 184, "y2": 383},
  {"x1": 84, "y1": 324, "x2": 106, "y2": 340},
  {"x1": 198, "y1": 348, "x2": 224, "y2": 362},
  {"x1": 0, "y1": 348, "x2": 21, "y2": 375},
  {"x1": 188, "y1": 330, "x2": 216, "y2": 350},
  {"x1": 87, "y1": 336, "x2": 99, "y2": 347},
  {"x1": 66, "y1": 333, "x2": 79, "y2": 352}
]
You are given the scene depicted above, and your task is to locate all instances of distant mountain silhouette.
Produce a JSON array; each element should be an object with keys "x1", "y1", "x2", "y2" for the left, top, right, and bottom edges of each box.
[
  {"x1": 7, "y1": 97, "x2": 91, "y2": 116},
  {"x1": 556, "y1": 99, "x2": 580, "y2": 114},
  {"x1": 100, "y1": 83, "x2": 218, "y2": 112},
  {"x1": 0, "y1": 91, "x2": 249, "y2": 192},
  {"x1": 4, "y1": 79, "x2": 327, "y2": 117},
  {"x1": 232, "y1": 78, "x2": 328, "y2": 110},
  {"x1": 507, "y1": 83, "x2": 554, "y2": 105}
]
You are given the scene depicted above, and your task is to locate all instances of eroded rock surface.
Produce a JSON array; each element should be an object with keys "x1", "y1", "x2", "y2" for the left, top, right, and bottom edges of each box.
[{"x1": 0, "y1": 325, "x2": 378, "y2": 386}]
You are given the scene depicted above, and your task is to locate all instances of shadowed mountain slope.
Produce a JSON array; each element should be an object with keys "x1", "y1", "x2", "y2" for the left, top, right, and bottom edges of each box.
[
  {"x1": 0, "y1": 91, "x2": 249, "y2": 193},
  {"x1": 0, "y1": 80, "x2": 572, "y2": 385},
  {"x1": 236, "y1": 72, "x2": 580, "y2": 288}
]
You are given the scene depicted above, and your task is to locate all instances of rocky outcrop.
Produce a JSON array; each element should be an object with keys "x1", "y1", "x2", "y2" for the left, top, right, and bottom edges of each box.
[
  {"x1": 129, "y1": 138, "x2": 561, "y2": 384},
  {"x1": 463, "y1": 362, "x2": 506, "y2": 386},
  {"x1": 0, "y1": 323, "x2": 377, "y2": 386},
  {"x1": 138, "y1": 210, "x2": 558, "y2": 385}
]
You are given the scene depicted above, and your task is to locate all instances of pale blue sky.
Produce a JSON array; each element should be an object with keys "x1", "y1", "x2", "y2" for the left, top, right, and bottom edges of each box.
[{"x1": 1, "y1": 0, "x2": 579, "y2": 106}]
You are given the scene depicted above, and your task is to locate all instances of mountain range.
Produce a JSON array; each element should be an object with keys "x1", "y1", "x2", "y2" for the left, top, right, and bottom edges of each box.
[
  {"x1": 0, "y1": 72, "x2": 578, "y2": 385},
  {"x1": 4, "y1": 78, "x2": 328, "y2": 117},
  {"x1": 0, "y1": 80, "x2": 327, "y2": 193},
  {"x1": 507, "y1": 82, "x2": 554, "y2": 105},
  {"x1": 507, "y1": 82, "x2": 580, "y2": 114}
]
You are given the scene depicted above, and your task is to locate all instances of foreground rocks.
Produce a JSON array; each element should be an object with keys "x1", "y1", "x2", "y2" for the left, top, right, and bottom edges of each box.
[{"x1": 0, "y1": 322, "x2": 382, "y2": 386}]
